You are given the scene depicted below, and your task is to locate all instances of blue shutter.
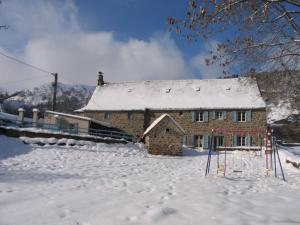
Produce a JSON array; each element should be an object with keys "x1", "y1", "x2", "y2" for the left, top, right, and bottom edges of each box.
[
  {"x1": 204, "y1": 111, "x2": 209, "y2": 122},
  {"x1": 246, "y1": 110, "x2": 252, "y2": 122},
  {"x1": 232, "y1": 111, "x2": 237, "y2": 122},
  {"x1": 190, "y1": 112, "x2": 196, "y2": 123},
  {"x1": 203, "y1": 135, "x2": 209, "y2": 149},
  {"x1": 223, "y1": 111, "x2": 227, "y2": 119},
  {"x1": 212, "y1": 111, "x2": 216, "y2": 120},
  {"x1": 233, "y1": 135, "x2": 237, "y2": 146},
  {"x1": 246, "y1": 135, "x2": 251, "y2": 146}
]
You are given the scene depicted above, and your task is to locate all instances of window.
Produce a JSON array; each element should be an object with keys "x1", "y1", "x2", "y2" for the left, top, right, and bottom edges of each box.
[
  {"x1": 214, "y1": 136, "x2": 224, "y2": 147},
  {"x1": 216, "y1": 111, "x2": 223, "y2": 120},
  {"x1": 165, "y1": 128, "x2": 170, "y2": 133},
  {"x1": 179, "y1": 111, "x2": 183, "y2": 116},
  {"x1": 238, "y1": 111, "x2": 246, "y2": 122},
  {"x1": 194, "y1": 135, "x2": 203, "y2": 148},
  {"x1": 237, "y1": 136, "x2": 246, "y2": 146},
  {"x1": 196, "y1": 112, "x2": 204, "y2": 122},
  {"x1": 104, "y1": 112, "x2": 110, "y2": 119},
  {"x1": 128, "y1": 112, "x2": 133, "y2": 120},
  {"x1": 191, "y1": 111, "x2": 208, "y2": 123}
]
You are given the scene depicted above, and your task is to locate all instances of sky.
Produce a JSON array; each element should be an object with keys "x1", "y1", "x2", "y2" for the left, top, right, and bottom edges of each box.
[{"x1": 0, "y1": 0, "x2": 225, "y2": 91}]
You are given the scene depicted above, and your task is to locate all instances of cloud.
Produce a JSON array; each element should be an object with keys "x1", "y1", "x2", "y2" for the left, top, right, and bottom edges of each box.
[
  {"x1": 0, "y1": 0, "x2": 189, "y2": 91},
  {"x1": 191, "y1": 40, "x2": 225, "y2": 79}
]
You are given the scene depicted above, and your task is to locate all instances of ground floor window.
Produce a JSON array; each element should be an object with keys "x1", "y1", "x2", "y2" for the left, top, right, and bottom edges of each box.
[
  {"x1": 233, "y1": 135, "x2": 252, "y2": 147},
  {"x1": 194, "y1": 135, "x2": 203, "y2": 148},
  {"x1": 214, "y1": 136, "x2": 224, "y2": 147}
]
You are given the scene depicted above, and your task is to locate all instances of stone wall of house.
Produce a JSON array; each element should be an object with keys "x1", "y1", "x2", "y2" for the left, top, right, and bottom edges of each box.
[
  {"x1": 148, "y1": 110, "x2": 267, "y2": 146},
  {"x1": 82, "y1": 111, "x2": 145, "y2": 137},
  {"x1": 82, "y1": 109, "x2": 267, "y2": 147},
  {"x1": 145, "y1": 116, "x2": 183, "y2": 156}
]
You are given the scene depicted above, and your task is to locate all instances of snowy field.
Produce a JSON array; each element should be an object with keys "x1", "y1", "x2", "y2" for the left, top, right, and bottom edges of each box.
[{"x1": 0, "y1": 135, "x2": 300, "y2": 225}]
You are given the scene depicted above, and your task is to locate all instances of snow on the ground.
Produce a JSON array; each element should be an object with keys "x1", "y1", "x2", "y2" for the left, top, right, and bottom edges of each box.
[
  {"x1": 0, "y1": 135, "x2": 300, "y2": 225},
  {"x1": 279, "y1": 145, "x2": 300, "y2": 171}
]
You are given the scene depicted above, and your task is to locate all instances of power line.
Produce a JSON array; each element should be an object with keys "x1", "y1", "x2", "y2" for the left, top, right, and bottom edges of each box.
[
  {"x1": 0, "y1": 50, "x2": 54, "y2": 75},
  {"x1": 2, "y1": 76, "x2": 50, "y2": 85}
]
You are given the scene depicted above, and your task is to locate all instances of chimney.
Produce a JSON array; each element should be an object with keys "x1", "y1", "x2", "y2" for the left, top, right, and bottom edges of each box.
[
  {"x1": 97, "y1": 71, "x2": 104, "y2": 86},
  {"x1": 32, "y1": 108, "x2": 39, "y2": 127},
  {"x1": 18, "y1": 108, "x2": 25, "y2": 126}
]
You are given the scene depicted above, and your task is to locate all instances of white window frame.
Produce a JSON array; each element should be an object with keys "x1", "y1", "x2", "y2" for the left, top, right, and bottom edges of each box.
[
  {"x1": 237, "y1": 136, "x2": 246, "y2": 146},
  {"x1": 215, "y1": 136, "x2": 225, "y2": 147},
  {"x1": 194, "y1": 135, "x2": 203, "y2": 148},
  {"x1": 216, "y1": 111, "x2": 223, "y2": 120},
  {"x1": 196, "y1": 112, "x2": 204, "y2": 122},
  {"x1": 238, "y1": 111, "x2": 246, "y2": 122}
]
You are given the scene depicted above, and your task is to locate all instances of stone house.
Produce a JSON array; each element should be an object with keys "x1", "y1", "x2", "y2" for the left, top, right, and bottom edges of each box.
[
  {"x1": 76, "y1": 73, "x2": 267, "y2": 149},
  {"x1": 143, "y1": 113, "x2": 186, "y2": 156}
]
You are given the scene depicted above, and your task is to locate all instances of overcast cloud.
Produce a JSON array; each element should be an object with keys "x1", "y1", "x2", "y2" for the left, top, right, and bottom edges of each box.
[{"x1": 0, "y1": 0, "x2": 220, "y2": 91}]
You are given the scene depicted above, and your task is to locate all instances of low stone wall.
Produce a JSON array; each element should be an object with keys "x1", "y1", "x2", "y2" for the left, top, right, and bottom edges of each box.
[{"x1": 0, "y1": 127, "x2": 129, "y2": 145}]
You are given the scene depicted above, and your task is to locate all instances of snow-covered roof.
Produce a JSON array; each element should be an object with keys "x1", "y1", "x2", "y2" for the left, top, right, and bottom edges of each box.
[
  {"x1": 46, "y1": 111, "x2": 111, "y2": 127},
  {"x1": 143, "y1": 114, "x2": 185, "y2": 136},
  {"x1": 78, "y1": 77, "x2": 266, "y2": 111}
]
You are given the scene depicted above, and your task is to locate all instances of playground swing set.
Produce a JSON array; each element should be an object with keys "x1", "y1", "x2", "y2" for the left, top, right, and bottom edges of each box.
[{"x1": 204, "y1": 128, "x2": 285, "y2": 181}]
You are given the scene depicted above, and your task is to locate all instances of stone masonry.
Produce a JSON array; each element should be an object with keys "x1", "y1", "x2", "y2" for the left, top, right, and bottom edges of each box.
[{"x1": 81, "y1": 109, "x2": 267, "y2": 148}]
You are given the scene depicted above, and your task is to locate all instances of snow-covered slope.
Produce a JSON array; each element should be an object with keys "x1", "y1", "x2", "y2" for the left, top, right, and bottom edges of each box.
[
  {"x1": 2, "y1": 83, "x2": 94, "y2": 113},
  {"x1": 7, "y1": 83, "x2": 94, "y2": 106},
  {"x1": 267, "y1": 100, "x2": 299, "y2": 123}
]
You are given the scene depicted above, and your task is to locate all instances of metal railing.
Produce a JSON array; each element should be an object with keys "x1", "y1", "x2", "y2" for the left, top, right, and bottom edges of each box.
[{"x1": 0, "y1": 118, "x2": 135, "y2": 142}]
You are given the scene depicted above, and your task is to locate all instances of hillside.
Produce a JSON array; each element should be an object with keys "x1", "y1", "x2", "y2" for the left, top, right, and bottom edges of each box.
[
  {"x1": 255, "y1": 70, "x2": 300, "y2": 124},
  {"x1": 2, "y1": 83, "x2": 94, "y2": 115}
]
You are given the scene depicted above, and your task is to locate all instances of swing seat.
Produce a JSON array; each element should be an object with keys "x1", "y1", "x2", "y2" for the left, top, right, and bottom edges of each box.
[{"x1": 218, "y1": 165, "x2": 225, "y2": 172}]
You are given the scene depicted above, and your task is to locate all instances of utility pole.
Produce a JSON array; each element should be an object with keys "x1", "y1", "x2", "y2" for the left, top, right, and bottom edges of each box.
[{"x1": 52, "y1": 73, "x2": 58, "y2": 111}]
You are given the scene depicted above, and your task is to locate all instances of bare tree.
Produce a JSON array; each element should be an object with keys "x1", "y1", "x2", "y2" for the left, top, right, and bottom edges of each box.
[{"x1": 168, "y1": 0, "x2": 300, "y2": 75}]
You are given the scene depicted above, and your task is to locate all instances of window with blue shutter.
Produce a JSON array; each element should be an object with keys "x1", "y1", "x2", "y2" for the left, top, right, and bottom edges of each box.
[
  {"x1": 191, "y1": 112, "x2": 196, "y2": 123},
  {"x1": 212, "y1": 111, "x2": 216, "y2": 120},
  {"x1": 232, "y1": 135, "x2": 237, "y2": 146},
  {"x1": 232, "y1": 111, "x2": 237, "y2": 122},
  {"x1": 203, "y1": 135, "x2": 209, "y2": 149},
  {"x1": 246, "y1": 110, "x2": 252, "y2": 122},
  {"x1": 204, "y1": 111, "x2": 209, "y2": 122},
  {"x1": 223, "y1": 111, "x2": 227, "y2": 119}
]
